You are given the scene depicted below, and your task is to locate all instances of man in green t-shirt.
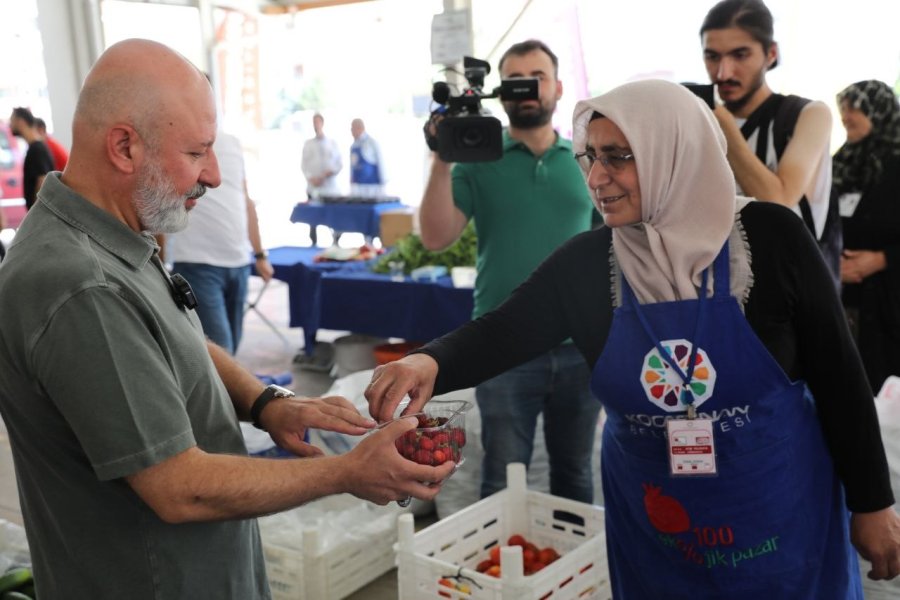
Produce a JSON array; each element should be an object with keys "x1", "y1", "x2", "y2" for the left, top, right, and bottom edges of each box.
[
  {"x1": 419, "y1": 40, "x2": 602, "y2": 502},
  {"x1": 0, "y1": 39, "x2": 454, "y2": 600}
]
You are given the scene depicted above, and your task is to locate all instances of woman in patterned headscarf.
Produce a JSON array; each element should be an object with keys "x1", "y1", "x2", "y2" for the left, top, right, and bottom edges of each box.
[{"x1": 833, "y1": 80, "x2": 900, "y2": 392}]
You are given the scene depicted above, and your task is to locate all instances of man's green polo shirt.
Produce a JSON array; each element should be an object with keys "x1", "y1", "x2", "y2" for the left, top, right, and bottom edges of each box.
[
  {"x1": 0, "y1": 173, "x2": 269, "y2": 599},
  {"x1": 452, "y1": 130, "x2": 596, "y2": 318}
]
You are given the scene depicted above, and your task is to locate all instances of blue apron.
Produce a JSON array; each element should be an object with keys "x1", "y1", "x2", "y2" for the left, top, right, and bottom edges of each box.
[
  {"x1": 591, "y1": 243, "x2": 861, "y2": 599},
  {"x1": 350, "y1": 142, "x2": 382, "y2": 185}
]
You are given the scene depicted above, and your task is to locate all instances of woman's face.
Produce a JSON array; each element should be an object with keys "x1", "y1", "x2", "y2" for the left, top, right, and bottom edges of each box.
[
  {"x1": 584, "y1": 117, "x2": 641, "y2": 228},
  {"x1": 840, "y1": 100, "x2": 873, "y2": 144}
]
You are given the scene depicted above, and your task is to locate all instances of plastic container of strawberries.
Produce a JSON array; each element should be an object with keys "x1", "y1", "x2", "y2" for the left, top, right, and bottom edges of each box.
[{"x1": 393, "y1": 400, "x2": 470, "y2": 468}]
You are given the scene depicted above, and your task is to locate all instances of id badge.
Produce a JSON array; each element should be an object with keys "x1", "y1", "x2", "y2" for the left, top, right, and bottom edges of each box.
[
  {"x1": 839, "y1": 192, "x2": 862, "y2": 218},
  {"x1": 666, "y1": 418, "x2": 718, "y2": 476}
]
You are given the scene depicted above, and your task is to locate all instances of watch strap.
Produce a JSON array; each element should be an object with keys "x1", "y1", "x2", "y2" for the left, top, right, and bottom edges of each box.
[{"x1": 250, "y1": 385, "x2": 295, "y2": 430}]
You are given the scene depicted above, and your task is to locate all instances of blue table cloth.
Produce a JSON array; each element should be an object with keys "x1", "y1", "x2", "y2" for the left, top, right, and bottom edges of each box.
[
  {"x1": 264, "y1": 246, "x2": 474, "y2": 354},
  {"x1": 290, "y1": 201, "x2": 407, "y2": 239}
]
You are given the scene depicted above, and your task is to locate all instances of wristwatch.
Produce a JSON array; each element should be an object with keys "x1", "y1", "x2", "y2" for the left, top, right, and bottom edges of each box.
[
  {"x1": 254, "y1": 251, "x2": 268, "y2": 260},
  {"x1": 250, "y1": 384, "x2": 296, "y2": 430}
]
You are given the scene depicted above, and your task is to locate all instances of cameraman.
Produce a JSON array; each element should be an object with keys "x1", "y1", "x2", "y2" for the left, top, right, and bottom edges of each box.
[{"x1": 418, "y1": 39, "x2": 601, "y2": 502}]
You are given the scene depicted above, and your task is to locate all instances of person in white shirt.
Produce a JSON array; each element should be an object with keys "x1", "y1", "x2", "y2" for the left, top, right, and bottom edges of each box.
[
  {"x1": 166, "y1": 130, "x2": 274, "y2": 354},
  {"x1": 301, "y1": 113, "x2": 343, "y2": 246}
]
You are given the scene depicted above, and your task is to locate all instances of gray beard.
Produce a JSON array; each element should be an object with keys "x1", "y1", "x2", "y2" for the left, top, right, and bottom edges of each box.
[{"x1": 133, "y1": 160, "x2": 204, "y2": 234}]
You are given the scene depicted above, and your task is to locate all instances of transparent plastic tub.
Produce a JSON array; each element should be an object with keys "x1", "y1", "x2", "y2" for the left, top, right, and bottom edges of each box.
[{"x1": 393, "y1": 399, "x2": 470, "y2": 468}]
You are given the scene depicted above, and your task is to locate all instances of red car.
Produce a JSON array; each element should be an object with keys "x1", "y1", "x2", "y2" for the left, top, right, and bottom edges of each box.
[{"x1": 0, "y1": 121, "x2": 26, "y2": 230}]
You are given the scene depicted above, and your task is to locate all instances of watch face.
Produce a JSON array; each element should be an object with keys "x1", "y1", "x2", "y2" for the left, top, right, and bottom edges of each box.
[{"x1": 271, "y1": 385, "x2": 295, "y2": 398}]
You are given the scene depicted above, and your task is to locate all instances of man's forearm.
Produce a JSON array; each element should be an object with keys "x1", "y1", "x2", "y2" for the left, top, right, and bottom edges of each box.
[
  {"x1": 714, "y1": 106, "x2": 792, "y2": 206},
  {"x1": 419, "y1": 157, "x2": 466, "y2": 250},
  {"x1": 207, "y1": 341, "x2": 265, "y2": 420},
  {"x1": 127, "y1": 446, "x2": 351, "y2": 523}
]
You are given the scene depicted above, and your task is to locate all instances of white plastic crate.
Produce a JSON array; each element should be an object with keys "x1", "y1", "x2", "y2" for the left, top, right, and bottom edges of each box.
[
  {"x1": 260, "y1": 494, "x2": 400, "y2": 600},
  {"x1": 397, "y1": 463, "x2": 611, "y2": 599}
]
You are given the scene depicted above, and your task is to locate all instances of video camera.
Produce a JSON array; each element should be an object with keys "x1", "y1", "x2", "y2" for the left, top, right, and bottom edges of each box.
[{"x1": 425, "y1": 56, "x2": 538, "y2": 162}]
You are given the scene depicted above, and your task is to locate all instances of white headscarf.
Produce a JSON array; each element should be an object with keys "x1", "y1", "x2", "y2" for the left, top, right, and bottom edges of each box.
[{"x1": 573, "y1": 79, "x2": 751, "y2": 305}]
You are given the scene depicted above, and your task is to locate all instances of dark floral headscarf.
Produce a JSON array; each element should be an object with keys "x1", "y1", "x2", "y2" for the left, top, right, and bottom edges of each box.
[{"x1": 832, "y1": 79, "x2": 900, "y2": 194}]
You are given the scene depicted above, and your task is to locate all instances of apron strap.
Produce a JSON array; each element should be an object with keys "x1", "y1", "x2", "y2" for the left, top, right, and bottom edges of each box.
[{"x1": 713, "y1": 239, "x2": 731, "y2": 298}]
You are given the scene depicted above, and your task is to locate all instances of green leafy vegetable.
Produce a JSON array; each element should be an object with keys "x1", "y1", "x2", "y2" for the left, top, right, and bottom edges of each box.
[{"x1": 372, "y1": 222, "x2": 476, "y2": 274}]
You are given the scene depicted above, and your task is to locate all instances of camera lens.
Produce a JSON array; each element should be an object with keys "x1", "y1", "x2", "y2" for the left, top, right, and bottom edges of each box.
[{"x1": 459, "y1": 127, "x2": 484, "y2": 147}]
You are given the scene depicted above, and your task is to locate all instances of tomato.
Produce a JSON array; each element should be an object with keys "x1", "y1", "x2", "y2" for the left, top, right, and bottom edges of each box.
[
  {"x1": 538, "y1": 547, "x2": 560, "y2": 565},
  {"x1": 476, "y1": 559, "x2": 494, "y2": 573}
]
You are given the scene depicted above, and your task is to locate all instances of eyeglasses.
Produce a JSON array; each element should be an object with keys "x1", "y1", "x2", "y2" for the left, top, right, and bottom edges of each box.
[{"x1": 574, "y1": 151, "x2": 635, "y2": 172}]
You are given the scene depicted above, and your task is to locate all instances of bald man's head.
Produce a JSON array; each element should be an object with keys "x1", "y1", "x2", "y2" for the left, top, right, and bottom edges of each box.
[
  {"x1": 64, "y1": 39, "x2": 220, "y2": 233},
  {"x1": 74, "y1": 39, "x2": 211, "y2": 152},
  {"x1": 351, "y1": 118, "x2": 365, "y2": 140}
]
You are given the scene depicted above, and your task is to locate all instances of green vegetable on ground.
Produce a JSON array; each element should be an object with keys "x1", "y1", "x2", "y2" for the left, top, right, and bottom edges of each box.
[
  {"x1": 0, "y1": 566, "x2": 32, "y2": 595},
  {"x1": 372, "y1": 221, "x2": 476, "y2": 275}
]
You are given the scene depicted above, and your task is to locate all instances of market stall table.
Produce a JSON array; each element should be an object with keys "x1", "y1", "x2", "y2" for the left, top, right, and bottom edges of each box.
[
  {"x1": 264, "y1": 246, "x2": 474, "y2": 356},
  {"x1": 290, "y1": 198, "x2": 407, "y2": 241}
]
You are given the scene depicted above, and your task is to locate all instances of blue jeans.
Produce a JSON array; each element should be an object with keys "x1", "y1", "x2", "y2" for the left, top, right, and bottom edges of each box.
[
  {"x1": 475, "y1": 343, "x2": 601, "y2": 503},
  {"x1": 173, "y1": 262, "x2": 250, "y2": 354}
]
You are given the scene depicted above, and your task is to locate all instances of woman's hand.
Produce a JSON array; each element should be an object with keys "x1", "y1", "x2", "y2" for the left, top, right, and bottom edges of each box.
[
  {"x1": 841, "y1": 249, "x2": 887, "y2": 284},
  {"x1": 365, "y1": 353, "x2": 439, "y2": 423},
  {"x1": 851, "y1": 507, "x2": 900, "y2": 580}
]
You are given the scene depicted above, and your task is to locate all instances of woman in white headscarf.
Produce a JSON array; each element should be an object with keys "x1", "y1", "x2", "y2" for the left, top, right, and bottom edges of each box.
[{"x1": 366, "y1": 79, "x2": 900, "y2": 598}]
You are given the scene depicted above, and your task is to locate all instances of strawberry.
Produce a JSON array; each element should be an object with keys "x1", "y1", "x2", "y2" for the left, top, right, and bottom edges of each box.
[
  {"x1": 507, "y1": 534, "x2": 526, "y2": 547},
  {"x1": 432, "y1": 432, "x2": 450, "y2": 447},
  {"x1": 419, "y1": 436, "x2": 435, "y2": 451},
  {"x1": 413, "y1": 449, "x2": 433, "y2": 465},
  {"x1": 432, "y1": 449, "x2": 447, "y2": 464},
  {"x1": 449, "y1": 428, "x2": 466, "y2": 447}
]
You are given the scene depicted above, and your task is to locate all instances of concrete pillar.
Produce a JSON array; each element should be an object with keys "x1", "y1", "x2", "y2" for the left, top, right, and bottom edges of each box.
[{"x1": 34, "y1": 0, "x2": 104, "y2": 148}]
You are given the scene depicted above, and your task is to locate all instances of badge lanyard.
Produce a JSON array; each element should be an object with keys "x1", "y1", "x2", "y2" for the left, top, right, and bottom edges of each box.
[
  {"x1": 625, "y1": 268, "x2": 718, "y2": 476},
  {"x1": 626, "y1": 268, "x2": 709, "y2": 417}
]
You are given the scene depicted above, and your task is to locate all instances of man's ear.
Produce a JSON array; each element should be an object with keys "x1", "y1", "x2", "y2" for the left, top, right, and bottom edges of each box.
[
  {"x1": 766, "y1": 42, "x2": 779, "y2": 70},
  {"x1": 556, "y1": 79, "x2": 563, "y2": 101},
  {"x1": 106, "y1": 124, "x2": 141, "y2": 175}
]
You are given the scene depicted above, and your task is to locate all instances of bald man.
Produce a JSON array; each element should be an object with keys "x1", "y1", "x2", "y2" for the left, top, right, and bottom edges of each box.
[{"x1": 0, "y1": 39, "x2": 453, "y2": 599}]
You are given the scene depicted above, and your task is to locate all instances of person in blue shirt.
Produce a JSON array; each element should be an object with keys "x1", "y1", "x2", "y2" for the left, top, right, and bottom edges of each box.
[{"x1": 349, "y1": 118, "x2": 385, "y2": 198}]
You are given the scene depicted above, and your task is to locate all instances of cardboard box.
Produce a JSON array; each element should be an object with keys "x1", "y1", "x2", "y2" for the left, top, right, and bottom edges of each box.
[{"x1": 380, "y1": 210, "x2": 414, "y2": 247}]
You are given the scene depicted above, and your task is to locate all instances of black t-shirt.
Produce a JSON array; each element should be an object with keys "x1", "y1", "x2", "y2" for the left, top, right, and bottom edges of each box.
[
  {"x1": 23, "y1": 140, "x2": 55, "y2": 209},
  {"x1": 419, "y1": 201, "x2": 893, "y2": 512}
]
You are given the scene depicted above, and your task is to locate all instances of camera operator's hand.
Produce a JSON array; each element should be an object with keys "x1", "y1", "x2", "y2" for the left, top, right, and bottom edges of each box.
[{"x1": 423, "y1": 111, "x2": 445, "y2": 153}]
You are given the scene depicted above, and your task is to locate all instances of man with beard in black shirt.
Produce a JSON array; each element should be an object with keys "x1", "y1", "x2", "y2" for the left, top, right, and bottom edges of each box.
[{"x1": 9, "y1": 107, "x2": 54, "y2": 210}]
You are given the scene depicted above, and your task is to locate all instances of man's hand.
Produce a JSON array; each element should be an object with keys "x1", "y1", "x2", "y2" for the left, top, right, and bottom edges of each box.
[
  {"x1": 851, "y1": 507, "x2": 900, "y2": 580},
  {"x1": 337, "y1": 417, "x2": 456, "y2": 504},
  {"x1": 261, "y1": 395, "x2": 376, "y2": 457},
  {"x1": 841, "y1": 249, "x2": 887, "y2": 284},
  {"x1": 255, "y1": 257, "x2": 274, "y2": 282},
  {"x1": 365, "y1": 353, "x2": 439, "y2": 423}
]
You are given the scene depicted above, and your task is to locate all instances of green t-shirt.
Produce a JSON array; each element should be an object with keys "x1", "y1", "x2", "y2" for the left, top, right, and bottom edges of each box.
[
  {"x1": 0, "y1": 174, "x2": 269, "y2": 599},
  {"x1": 453, "y1": 130, "x2": 597, "y2": 317}
]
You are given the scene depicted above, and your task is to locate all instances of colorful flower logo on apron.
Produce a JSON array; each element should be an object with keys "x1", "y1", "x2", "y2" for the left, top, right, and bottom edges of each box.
[{"x1": 641, "y1": 338, "x2": 717, "y2": 411}]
